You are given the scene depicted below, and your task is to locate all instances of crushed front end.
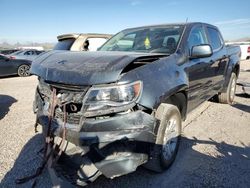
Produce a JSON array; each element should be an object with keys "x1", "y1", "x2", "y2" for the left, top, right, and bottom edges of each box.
[{"x1": 34, "y1": 78, "x2": 157, "y2": 186}]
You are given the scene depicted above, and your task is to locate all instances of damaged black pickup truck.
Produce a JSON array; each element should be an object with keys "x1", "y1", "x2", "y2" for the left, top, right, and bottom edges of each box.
[{"x1": 31, "y1": 22, "x2": 240, "y2": 186}]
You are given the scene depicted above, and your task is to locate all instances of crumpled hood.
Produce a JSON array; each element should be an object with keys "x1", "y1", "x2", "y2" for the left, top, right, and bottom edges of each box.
[{"x1": 31, "y1": 50, "x2": 165, "y2": 85}]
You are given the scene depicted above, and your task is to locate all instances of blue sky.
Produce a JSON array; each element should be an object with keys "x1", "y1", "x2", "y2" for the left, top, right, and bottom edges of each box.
[{"x1": 1, "y1": 0, "x2": 250, "y2": 44}]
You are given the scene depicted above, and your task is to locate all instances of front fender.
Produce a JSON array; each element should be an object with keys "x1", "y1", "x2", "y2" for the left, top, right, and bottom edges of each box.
[{"x1": 119, "y1": 55, "x2": 188, "y2": 109}]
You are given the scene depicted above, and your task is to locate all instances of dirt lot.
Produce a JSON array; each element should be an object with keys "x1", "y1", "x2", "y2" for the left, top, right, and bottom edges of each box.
[{"x1": 0, "y1": 60, "x2": 250, "y2": 188}]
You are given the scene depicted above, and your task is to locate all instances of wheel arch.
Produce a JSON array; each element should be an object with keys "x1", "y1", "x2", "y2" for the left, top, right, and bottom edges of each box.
[
  {"x1": 165, "y1": 90, "x2": 188, "y2": 120},
  {"x1": 233, "y1": 63, "x2": 240, "y2": 78},
  {"x1": 221, "y1": 61, "x2": 240, "y2": 93}
]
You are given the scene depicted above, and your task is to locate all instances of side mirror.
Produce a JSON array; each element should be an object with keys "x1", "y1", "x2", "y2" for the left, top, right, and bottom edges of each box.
[{"x1": 190, "y1": 44, "x2": 213, "y2": 59}]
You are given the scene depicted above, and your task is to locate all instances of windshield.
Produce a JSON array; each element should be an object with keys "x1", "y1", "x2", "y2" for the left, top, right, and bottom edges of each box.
[
  {"x1": 10, "y1": 50, "x2": 23, "y2": 55},
  {"x1": 99, "y1": 25, "x2": 184, "y2": 54},
  {"x1": 53, "y1": 38, "x2": 75, "y2": 50}
]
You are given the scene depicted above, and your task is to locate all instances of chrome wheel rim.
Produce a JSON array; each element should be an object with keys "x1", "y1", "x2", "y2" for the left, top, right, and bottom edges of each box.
[
  {"x1": 162, "y1": 116, "x2": 179, "y2": 160},
  {"x1": 19, "y1": 65, "x2": 30, "y2": 76},
  {"x1": 230, "y1": 76, "x2": 236, "y2": 101}
]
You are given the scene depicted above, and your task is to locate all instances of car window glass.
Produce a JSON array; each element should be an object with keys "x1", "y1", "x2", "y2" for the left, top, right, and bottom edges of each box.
[
  {"x1": 54, "y1": 38, "x2": 76, "y2": 50},
  {"x1": 115, "y1": 33, "x2": 136, "y2": 50},
  {"x1": 10, "y1": 50, "x2": 22, "y2": 55},
  {"x1": 86, "y1": 38, "x2": 108, "y2": 51},
  {"x1": 24, "y1": 51, "x2": 33, "y2": 55},
  {"x1": 162, "y1": 35, "x2": 180, "y2": 47},
  {"x1": 188, "y1": 26, "x2": 208, "y2": 50},
  {"x1": 99, "y1": 26, "x2": 184, "y2": 54},
  {"x1": 207, "y1": 27, "x2": 223, "y2": 51}
]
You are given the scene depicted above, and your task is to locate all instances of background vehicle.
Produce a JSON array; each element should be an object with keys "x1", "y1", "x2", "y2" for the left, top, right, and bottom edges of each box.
[
  {"x1": 0, "y1": 54, "x2": 31, "y2": 77},
  {"x1": 8, "y1": 49, "x2": 44, "y2": 61},
  {"x1": 226, "y1": 42, "x2": 250, "y2": 60},
  {"x1": 239, "y1": 44, "x2": 250, "y2": 60},
  {"x1": 0, "y1": 49, "x2": 20, "y2": 55},
  {"x1": 53, "y1": 33, "x2": 112, "y2": 51},
  {"x1": 31, "y1": 22, "x2": 240, "y2": 186}
]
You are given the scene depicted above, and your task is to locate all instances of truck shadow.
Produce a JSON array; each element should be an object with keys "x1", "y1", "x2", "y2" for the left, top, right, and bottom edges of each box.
[
  {"x1": 88, "y1": 136, "x2": 250, "y2": 188},
  {"x1": 235, "y1": 93, "x2": 250, "y2": 98},
  {"x1": 0, "y1": 75, "x2": 19, "y2": 79},
  {"x1": 0, "y1": 94, "x2": 17, "y2": 120},
  {"x1": 1, "y1": 134, "x2": 250, "y2": 188},
  {"x1": 232, "y1": 103, "x2": 250, "y2": 113}
]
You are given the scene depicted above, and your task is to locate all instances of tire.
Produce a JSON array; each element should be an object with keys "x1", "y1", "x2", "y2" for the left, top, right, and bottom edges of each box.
[
  {"x1": 18, "y1": 64, "x2": 30, "y2": 77},
  {"x1": 218, "y1": 72, "x2": 237, "y2": 104},
  {"x1": 144, "y1": 103, "x2": 182, "y2": 172}
]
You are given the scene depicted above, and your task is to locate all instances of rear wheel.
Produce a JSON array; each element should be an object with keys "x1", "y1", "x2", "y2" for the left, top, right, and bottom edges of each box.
[
  {"x1": 144, "y1": 103, "x2": 182, "y2": 172},
  {"x1": 218, "y1": 72, "x2": 237, "y2": 104},
  {"x1": 18, "y1": 64, "x2": 30, "y2": 77}
]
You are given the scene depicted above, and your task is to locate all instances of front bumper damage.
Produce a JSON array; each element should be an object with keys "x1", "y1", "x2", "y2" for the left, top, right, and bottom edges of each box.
[{"x1": 34, "y1": 80, "x2": 157, "y2": 186}]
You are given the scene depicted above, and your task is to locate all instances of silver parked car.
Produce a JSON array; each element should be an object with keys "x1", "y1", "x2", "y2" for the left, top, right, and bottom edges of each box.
[{"x1": 9, "y1": 49, "x2": 44, "y2": 61}]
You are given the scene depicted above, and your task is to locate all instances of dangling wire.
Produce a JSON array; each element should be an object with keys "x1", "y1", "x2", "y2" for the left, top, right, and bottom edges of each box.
[
  {"x1": 15, "y1": 88, "x2": 58, "y2": 187},
  {"x1": 52, "y1": 104, "x2": 67, "y2": 163}
]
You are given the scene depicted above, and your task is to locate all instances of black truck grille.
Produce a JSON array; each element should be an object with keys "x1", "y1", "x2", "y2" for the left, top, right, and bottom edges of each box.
[
  {"x1": 38, "y1": 79, "x2": 89, "y2": 125},
  {"x1": 55, "y1": 109, "x2": 82, "y2": 125}
]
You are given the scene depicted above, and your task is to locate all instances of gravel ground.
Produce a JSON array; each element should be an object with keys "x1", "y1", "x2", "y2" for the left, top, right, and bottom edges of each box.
[{"x1": 0, "y1": 60, "x2": 250, "y2": 188}]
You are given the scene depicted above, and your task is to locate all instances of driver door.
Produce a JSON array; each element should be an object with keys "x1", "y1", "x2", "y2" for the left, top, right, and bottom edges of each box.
[{"x1": 186, "y1": 25, "x2": 216, "y2": 112}]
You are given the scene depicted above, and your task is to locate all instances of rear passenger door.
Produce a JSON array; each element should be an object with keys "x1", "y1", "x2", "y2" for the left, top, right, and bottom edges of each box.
[{"x1": 205, "y1": 26, "x2": 228, "y2": 91}]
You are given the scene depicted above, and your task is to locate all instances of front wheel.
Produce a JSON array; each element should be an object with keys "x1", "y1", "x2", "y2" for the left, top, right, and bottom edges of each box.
[
  {"x1": 144, "y1": 103, "x2": 182, "y2": 172},
  {"x1": 18, "y1": 64, "x2": 30, "y2": 77},
  {"x1": 218, "y1": 72, "x2": 237, "y2": 104}
]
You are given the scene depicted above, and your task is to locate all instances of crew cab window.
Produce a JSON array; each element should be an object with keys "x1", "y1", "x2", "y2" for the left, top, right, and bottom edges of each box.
[
  {"x1": 206, "y1": 27, "x2": 223, "y2": 51},
  {"x1": 188, "y1": 26, "x2": 208, "y2": 51}
]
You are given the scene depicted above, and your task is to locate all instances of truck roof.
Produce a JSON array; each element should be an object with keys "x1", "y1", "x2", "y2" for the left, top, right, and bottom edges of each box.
[
  {"x1": 57, "y1": 33, "x2": 112, "y2": 40},
  {"x1": 123, "y1": 22, "x2": 218, "y2": 30}
]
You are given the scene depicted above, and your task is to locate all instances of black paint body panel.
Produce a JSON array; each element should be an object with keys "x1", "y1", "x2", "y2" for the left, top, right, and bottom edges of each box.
[{"x1": 32, "y1": 22, "x2": 241, "y2": 184}]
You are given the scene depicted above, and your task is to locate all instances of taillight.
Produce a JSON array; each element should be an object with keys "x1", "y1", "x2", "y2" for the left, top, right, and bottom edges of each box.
[
  {"x1": 248, "y1": 46, "x2": 250, "y2": 53},
  {"x1": 9, "y1": 56, "x2": 15, "y2": 59}
]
